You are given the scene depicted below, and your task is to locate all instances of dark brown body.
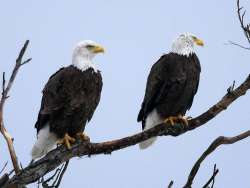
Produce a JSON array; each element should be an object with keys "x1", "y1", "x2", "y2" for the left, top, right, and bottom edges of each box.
[
  {"x1": 137, "y1": 53, "x2": 201, "y2": 129},
  {"x1": 35, "y1": 65, "x2": 102, "y2": 138}
]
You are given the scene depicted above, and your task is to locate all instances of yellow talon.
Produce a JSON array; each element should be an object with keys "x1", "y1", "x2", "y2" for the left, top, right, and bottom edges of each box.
[
  {"x1": 177, "y1": 115, "x2": 189, "y2": 126},
  {"x1": 58, "y1": 133, "x2": 76, "y2": 149},
  {"x1": 76, "y1": 132, "x2": 90, "y2": 142},
  {"x1": 164, "y1": 116, "x2": 176, "y2": 126},
  {"x1": 164, "y1": 115, "x2": 189, "y2": 127}
]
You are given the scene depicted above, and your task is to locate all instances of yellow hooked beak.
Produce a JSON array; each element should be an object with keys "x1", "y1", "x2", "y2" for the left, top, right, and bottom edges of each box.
[
  {"x1": 92, "y1": 45, "x2": 105, "y2": 53},
  {"x1": 193, "y1": 37, "x2": 204, "y2": 46}
]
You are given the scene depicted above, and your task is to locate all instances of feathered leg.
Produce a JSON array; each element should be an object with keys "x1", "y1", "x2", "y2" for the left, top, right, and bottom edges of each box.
[{"x1": 31, "y1": 124, "x2": 58, "y2": 160}]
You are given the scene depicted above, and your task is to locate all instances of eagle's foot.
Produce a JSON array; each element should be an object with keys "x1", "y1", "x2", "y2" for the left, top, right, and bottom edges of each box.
[
  {"x1": 164, "y1": 116, "x2": 177, "y2": 126},
  {"x1": 76, "y1": 132, "x2": 90, "y2": 142},
  {"x1": 58, "y1": 133, "x2": 76, "y2": 149},
  {"x1": 164, "y1": 115, "x2": 189, "y2": 126},
  {"x1": 177, "y1": 115, "x2": 189, "y2": 126}
]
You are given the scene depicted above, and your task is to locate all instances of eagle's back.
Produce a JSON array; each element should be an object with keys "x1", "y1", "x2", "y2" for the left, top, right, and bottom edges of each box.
[{"x1": 35, "y1": 65, "x2": 102, "y2": 138}]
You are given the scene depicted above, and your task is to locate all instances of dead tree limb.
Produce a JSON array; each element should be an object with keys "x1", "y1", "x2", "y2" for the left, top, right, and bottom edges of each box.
[
  {"x1": 226, "y1": 0, "x2": 250, "y2": 49},
  {"x1": 237, "y1": 0, "x2": 250, "y2": 45},
  {"x1": 2, "y1": 73, "x2": 250, "y2": 187},
  {"x1": 183, "y1": 130, "x2": 250, "y2": 188},
  {"x1": 0, "y1": 40, "x2": 31, "y2": 175},
  {"x1": 228, "y1": 0, "x2": 250, "y2": 50}
]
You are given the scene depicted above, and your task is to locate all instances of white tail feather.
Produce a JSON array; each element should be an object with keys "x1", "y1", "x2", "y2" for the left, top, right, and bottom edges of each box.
[
  {"x1": 139, "y1": 137, "x2": 157, "y2": 149},
  {"x1": 31, "y1": 124, "x2": 58, "y2": 159},
  {"x1": 139, "y1": 109, "x2": 163, "y2": 150}
]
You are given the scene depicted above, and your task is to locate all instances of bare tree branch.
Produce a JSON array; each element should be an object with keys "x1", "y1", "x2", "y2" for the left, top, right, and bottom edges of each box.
[
  {"x1": 0, "y1": 40, "x2": 31, "y2": 175},
  {"x1": 2, "y1": 73, "x2": 250, "y2": 187},
  {"x1": 237, "y1": 0, "x2": 250, "y2": 45},
  {"x1": 226, "y1": 0, "x2": 250, "y2": 50},
  {"x1": 183, "y1": 130, "x2": 250, "y2": 188}
]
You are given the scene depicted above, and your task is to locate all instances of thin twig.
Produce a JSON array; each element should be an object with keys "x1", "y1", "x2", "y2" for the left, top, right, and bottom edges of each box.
[
  {"x1": 183, "y1": 130, "x2": 250, "y2": 188},
  {"x1": 51, "y1": 165, "x2": 65, "y2": 187},
  {"x1": 8, "y1": 169, "x2": 14, "y2": 176},
  {"x1": 0, "y1": 162, "x2": 8, "y2": 175},
  {"x1": 54, "y1": 160, "x2": 69, "y2": 188},
  {"x1": 202, "y1": 164, "x2": 219, "y2": 188},
  {"x1": 39, "y1": 161, "x2": 69, "y2": 188},
  {"x1": 226, "y1": 41, "x2": 250, "y2": 50},
  {"x1": 227, "y1": 80, "x2": 236, "y2": 94},
  {"x1": 167, "y1": 180, "x2": 174, "y2": 188},
  {"x1": 2, "y1": 72, "x2": 5, "y2": 98},
  {"x1": 22, "y1": 58, "x2": 32, "y2": 65},
  {"x1": 42, "y1": 169, "x2": 61, "y2": 186},
  {"x1": 211, "y1": 168, "x2": 217, "y2": 188}
]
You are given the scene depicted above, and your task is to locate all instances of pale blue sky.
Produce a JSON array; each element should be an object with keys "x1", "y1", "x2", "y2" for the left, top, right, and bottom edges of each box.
[{"x1": 1, "y1": 0, "x2": 250, "y2": 187}]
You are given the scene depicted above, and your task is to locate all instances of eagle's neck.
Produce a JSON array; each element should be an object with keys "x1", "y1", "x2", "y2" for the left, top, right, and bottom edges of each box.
[
  {"x1": 72, "y1": 55, "x2": 97, "y2": 72},
  {"x1": 171, "y1": 40, "x2": 194, "y2": 57}
]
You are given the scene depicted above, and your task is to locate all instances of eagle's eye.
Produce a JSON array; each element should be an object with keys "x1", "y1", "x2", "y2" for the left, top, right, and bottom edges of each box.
[
  {"x1": 86, "y1": 44, "x2": 95, "y2": 49},
  {"x1": 191, "y1": 36, "x2": 197, "y2": 40}
]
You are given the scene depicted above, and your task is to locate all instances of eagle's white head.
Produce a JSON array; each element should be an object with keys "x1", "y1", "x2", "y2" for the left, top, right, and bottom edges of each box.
[
  {"x1": 72, "y1": 40, "x2": 105, "y2": 72},
  {"x1": 171, "y1": 33, "x2": 204, "y2": 56}
]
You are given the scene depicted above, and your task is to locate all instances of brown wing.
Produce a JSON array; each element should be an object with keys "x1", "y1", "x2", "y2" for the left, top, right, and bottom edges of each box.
[
  {"x1": 35, "y1": 67, "x2": 68, "y2": 132},
  {"x1": 137, "y1": 55, "x2": 166, "y2": 126}
]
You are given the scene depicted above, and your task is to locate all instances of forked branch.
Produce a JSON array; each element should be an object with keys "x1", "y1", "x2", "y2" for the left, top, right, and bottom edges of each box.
[
  {"x1": 237, "y1": 0, "x2": 250, "y2": 44},
  {"x1": 0, "y1": 40, "x2": 31, "y2": 175},
  {"x1": 183, "y1": 130, "x2": 250, "y2": 187}
]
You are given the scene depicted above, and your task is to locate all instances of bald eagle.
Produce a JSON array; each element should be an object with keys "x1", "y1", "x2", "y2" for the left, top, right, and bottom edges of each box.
[
  {"x1": 31, "y1": 40, "x2": 105, "y2": 159},
  {"x1": 137, "y1": 33, "x2": 203, "y2": 149}
]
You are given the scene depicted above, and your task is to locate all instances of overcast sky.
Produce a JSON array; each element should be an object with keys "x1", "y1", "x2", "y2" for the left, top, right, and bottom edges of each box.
[{"x1": 1, "y1": 0, "x2": 250, "y2": 187}]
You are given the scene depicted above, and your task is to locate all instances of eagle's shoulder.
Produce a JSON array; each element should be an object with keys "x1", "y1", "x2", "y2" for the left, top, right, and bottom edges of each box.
[
  {"x1": 42, "y1": 66, "x2": 70, "y2": 93},
  {"x1": 149, "y1": 53, "x2": 173, "y2": 78}
]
